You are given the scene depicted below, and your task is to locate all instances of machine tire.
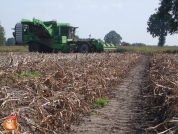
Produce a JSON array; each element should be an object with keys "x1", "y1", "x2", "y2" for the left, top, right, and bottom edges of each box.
[
  {"x1": 78, "y1": 43, "x2": 91, "y2": 53},
  {"x1": 53, "y1": 49, "x2": 58, "y2": 53},
  {"x1": 41, "y1": 45, "x2": 53, "y2": 53},
  {"x1": 29, "y1": 42, "x2": 41, "y2": 52},
  {"x1": 91, "y1": 45, "x2": 97, "y2": 53}
]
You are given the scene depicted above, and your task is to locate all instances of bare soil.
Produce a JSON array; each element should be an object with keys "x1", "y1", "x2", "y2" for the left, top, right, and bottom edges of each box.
[{"x1": 70, "y1": 56, "x2": 150, "y2": 134}]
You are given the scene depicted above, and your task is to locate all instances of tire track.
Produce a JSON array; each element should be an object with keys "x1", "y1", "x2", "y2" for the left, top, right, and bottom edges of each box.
[{"x1": 70, "y1": 56, "x2": 149, "y2": 134}]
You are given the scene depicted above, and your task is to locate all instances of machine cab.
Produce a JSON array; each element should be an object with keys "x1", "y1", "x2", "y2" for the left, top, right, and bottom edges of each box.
[{"x1": 59, "y1": 25, "x2": 78, "y2": 42}]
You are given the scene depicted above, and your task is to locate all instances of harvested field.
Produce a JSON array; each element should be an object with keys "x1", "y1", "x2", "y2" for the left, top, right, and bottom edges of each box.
[
  {"x1": 69, "y1": 54, "x2": 178, "y2": 134},
  {"x1": 69, "y1": 56, "x2": 150, "y2": 134},
  {"x1": 145, "y1": 54, "x2": 178, "y2": 134},
  {"x1": 0, "y1": 52, "x2": 178, "y2": 134},
  {"x1": 0, "y1": 52, "x2": 141, "y2": 133}
]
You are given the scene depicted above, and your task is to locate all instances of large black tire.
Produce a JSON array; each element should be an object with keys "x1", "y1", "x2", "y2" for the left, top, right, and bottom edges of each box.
[
  {"x1": 91, "y1": 45, "x2": 97, "y2": 53},
  {"x1": 78, "y1": 43, "x2": 91, "y2": 53},
  {"x1": 29, "y1": 42, "x2": 42, "y2": 52},
  {"x1": 41, "y1": 45, "x2": 53, "y2": 53}
]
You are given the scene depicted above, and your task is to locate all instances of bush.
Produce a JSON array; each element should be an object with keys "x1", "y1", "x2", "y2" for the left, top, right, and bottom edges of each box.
[
  {"x1": 95, "y1": 98, "x2": 109, "y2": 107},
  {"x1": 132, "y1": 43, "x2": 146, "y2": 46},
  {"x1": 121, "y1": 42, "x2": 131, "y2": 46}
]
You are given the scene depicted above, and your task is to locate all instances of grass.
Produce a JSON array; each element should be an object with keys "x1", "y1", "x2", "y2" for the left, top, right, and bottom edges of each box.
[
  {"x1": 0, "y1": 45, "x2": 178, "y2": 54},
  {"x1": 91, "y1": 111, "x2": 97, "y2": 115},
  {"x1": 12, "y1": 71, "x2": 40, "y2": 79},
  {"x1": 116, "y1": 46, "x2": 178, "y2": 54},
  {"x1": 95, "y1": 98, "x2": 109, "y2": 107},
  {"x1": 0, "y1": 46, "x2": 28, "y2": 52},
  {"x1": 20, "y1": 71, "x2": 40, "y2": 78}
]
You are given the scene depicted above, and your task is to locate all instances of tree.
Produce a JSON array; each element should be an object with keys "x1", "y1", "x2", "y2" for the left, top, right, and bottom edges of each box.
[
  {"x1": 104, "y1": 30, "x2": 122, "y2": 45},
  {"x1": 121, "y1": 41, "x2": 131, "y2": 46},
  {"x1": 147, "y1": 13, "x2": 170, "y2": 46},
  {"x1": 121, "y1": 41, "x2": 127, "y2": 46},
  {"x1": 157, "y1": 0, "x2": 178, "y2": 34},
  {"x1": 0, "y1": 23, "x2": 6, "y2": 46},
  {"x1": 6, "y1": 37, "x2": 15, "y2": 46},
  {"x1": 132, "y1": 43, "x2": 146, "y2": 46}
]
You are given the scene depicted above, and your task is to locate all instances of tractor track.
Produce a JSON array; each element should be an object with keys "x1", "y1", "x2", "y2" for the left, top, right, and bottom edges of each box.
[{"x1": 69, "y1": 56, "x2": 150, "y2": 134}]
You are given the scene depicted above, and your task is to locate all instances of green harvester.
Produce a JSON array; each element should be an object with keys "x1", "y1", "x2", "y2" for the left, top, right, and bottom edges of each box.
[{"x1": 13, "y1": 18, "x2": 117, "y2": 53}]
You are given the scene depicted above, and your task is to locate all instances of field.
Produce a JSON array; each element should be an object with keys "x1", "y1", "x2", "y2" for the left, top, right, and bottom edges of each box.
[
  {"x1": 145, "y1": 54, "x2": 178, "y2": 133},
  {"x1": 0, "y1": 46, "x2": 28, "y2": 52},
  {"x1": 0, "y1": 52, "x2": 141, "y2": 133},
  {"x1": 117, "y1": 46, "x2": 178, "y2": 54},
  {"x1": 1, "y1": 45, "x2": 178, "y2": 54},
  {"x1": 0, "y1": 48, "x2": 178, "y2": 133}
]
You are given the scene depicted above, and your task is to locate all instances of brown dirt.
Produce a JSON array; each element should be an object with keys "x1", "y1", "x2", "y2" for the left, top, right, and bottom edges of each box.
[{"x1": 69, "y1": 56, "x2": 150, "y2": 134}]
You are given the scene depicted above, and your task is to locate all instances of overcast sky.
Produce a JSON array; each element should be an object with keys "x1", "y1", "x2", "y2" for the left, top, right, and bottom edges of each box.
[{"x1": 0, "y1": 0, "x2": 177, "y2": 45}]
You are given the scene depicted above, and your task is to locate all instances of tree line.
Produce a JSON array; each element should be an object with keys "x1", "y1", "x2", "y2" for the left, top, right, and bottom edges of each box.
[{"x1": 0, "y1": 23, "x2": 15, "y2": 46}]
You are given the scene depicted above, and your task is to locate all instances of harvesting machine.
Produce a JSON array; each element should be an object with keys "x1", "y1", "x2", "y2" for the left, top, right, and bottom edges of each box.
[{"x1": 13, "y1": 18, "x2": 117, "y2": 53}]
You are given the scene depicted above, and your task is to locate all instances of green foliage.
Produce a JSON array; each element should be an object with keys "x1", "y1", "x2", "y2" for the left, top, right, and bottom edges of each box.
[
  {"x1": 0, "y1": 23, "x2": 6, "y2": 46},
  {"x1": 104, "y1": 30, "x2": 122, "y2": 45},
  {"x1": 132, "y1": 43, "x2": 146, "y2": 46},
  {"x1": 6, "y1": 37, "x2": 15, "y2": 46},
  {"x1": 0, "y1": 45, "x2": 177, "y2": 54},
  {"x1": 11, "y1": 74, "x2": 18, "y2": 80},
  {"x1": 147, "y1": 13, "x2": 170, "y2": 46},
  {"x1": 91, "y1": 111, "x2": 97, "y2": 115},
  {"x1": 95, "y1": 98, "x2": 109, "y2": 107},
  {"x1": 20, "y1": 71, "x2": 40, "y2": 78},
  {"x1": 116, "y1": 46, "x2": 178, "y2": 54},
  {"x1": 11, "y1": 71, "x2": 40, "y2": 81},
  {"x1": 116, "y1": 47, "x2": 127, "y2": 53},
  {"x1": 0, "y1": 46, "x2": 28, "y2": 52},
  {"x1": 121, "y1": 42, "x2": 131, "y2": 46},
  {"x1": 164, "y1": 49, "x2": 178, "y2": 54},
  {"x1": 12, "y1": 71, "x2": 40, "y2": 80},
  {"x1": 157, "y1": 0, "x2": 178, "y2": 34}
]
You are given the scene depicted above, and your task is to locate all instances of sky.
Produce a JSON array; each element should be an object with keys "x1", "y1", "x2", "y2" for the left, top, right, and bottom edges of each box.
[{"x1": 0, "y1": 0, "x2": 177, "y2": 46}]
